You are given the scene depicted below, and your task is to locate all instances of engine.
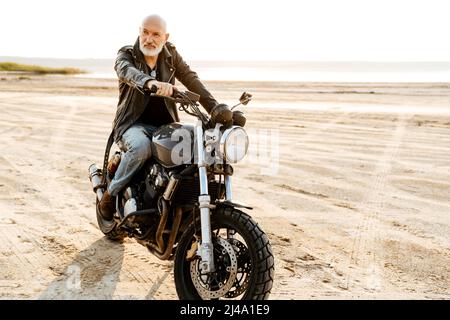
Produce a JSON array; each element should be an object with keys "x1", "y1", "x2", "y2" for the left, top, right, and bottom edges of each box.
[{"x1": 143, "y1": 163, "x2": 169, "y2": 209}]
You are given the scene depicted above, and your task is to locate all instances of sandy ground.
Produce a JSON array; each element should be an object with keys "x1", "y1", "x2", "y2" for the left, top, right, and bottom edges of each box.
[{"x1": 0, "y1": 74, "x2": 449, "y2": 299}]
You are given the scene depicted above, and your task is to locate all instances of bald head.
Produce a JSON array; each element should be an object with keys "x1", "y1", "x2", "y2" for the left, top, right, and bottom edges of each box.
[{"x1": 141, "y1": 14, "x2": 167, "y2": 33}]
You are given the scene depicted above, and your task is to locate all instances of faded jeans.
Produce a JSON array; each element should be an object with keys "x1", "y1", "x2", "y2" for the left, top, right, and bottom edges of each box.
[{"x1": 107, "y1": 123, "x2": 157, "y2": 196}]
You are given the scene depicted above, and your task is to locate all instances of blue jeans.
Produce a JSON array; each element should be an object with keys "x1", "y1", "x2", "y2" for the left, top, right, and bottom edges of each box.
[{"x1": 107, "y1": 123, "x2": 157, "y2": 196}]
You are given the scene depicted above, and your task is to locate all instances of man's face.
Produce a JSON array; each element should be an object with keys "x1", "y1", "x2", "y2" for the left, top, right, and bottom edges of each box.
[{"x1": 139, "y1": 19, "x2": 169, "y2": 57}]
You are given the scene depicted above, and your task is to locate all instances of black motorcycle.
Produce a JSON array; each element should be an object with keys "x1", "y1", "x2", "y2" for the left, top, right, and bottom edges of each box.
[{"x1": 88, "y1": 87, "x2": 274, "y2": 300}]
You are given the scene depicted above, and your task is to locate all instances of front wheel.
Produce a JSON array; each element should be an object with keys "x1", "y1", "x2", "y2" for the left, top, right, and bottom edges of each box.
[{"x1": 174, "y1": 206, "x2": 274, "y2": 300}]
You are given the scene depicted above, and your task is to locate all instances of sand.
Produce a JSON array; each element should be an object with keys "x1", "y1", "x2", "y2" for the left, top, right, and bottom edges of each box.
[{"x1": 0, "y1": 74, "x2": 449, "y2": 299}]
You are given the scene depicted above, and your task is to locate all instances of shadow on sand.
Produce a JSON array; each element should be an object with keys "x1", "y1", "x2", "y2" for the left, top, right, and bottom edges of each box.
[{"x1": 38, "y1": 237, "x2": 125, "y2": 299}]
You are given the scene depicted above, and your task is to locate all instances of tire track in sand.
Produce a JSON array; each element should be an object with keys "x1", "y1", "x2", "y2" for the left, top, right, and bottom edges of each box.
[{"x1": 344, "y1": 113, "x2": 410, "y2": 294}]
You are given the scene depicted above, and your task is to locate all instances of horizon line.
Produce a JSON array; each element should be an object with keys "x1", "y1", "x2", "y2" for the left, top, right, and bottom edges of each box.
[{"x1": 1, "y1": 55, "x2": 450, "y2": 64}]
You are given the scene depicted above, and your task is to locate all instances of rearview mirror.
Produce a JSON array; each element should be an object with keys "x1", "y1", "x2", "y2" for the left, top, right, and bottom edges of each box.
[{"x1": 239, "y1": 92, "x2": 252, "y2": 105}]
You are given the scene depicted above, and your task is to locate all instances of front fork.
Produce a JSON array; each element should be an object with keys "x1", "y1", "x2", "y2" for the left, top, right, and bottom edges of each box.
[{"x1": 195, "y1": 124, "x2": 233, "y2": 273}]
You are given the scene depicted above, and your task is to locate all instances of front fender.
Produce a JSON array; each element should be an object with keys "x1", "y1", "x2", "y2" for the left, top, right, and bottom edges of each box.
[{"x1": 215, "y1": 200, "x2": 253, "y2": 211}]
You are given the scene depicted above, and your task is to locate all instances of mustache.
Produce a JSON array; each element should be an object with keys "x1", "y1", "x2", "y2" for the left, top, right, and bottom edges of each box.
[{"x1": 140, "y1": 40, "x2": 164, "y2": 48}]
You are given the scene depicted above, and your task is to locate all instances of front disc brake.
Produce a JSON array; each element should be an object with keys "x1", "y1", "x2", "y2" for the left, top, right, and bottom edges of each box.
[
  {"x1": 190, "y1": 237, "x2": 238, "y2": 299},
  {"x1": 225, "y1": 238, "x2": 252, "y2": 298}
]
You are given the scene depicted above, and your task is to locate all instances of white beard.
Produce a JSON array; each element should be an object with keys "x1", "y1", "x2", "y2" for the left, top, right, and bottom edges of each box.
[{"x1": 139, "y1": 42, "x2": 164, "y2": 57}]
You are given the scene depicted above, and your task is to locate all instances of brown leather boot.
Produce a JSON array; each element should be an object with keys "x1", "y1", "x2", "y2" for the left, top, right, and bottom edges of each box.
[{"x1": 98, "y1": 190, "x2": 115, "y2": 221}]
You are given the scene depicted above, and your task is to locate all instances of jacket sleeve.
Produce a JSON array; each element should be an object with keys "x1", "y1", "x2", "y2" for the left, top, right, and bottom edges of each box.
[
  {"x1": 114, "y1": 47, "x2": 155, "y2": 90},
  {"x1": 172, "y1": 47, "x2": 218, "y2": 113}
]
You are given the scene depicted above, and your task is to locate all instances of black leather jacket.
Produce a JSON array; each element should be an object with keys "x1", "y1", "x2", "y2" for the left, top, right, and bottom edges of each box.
[{"x1": 112, "y1": 37, "x2": 218, "y2": 142}]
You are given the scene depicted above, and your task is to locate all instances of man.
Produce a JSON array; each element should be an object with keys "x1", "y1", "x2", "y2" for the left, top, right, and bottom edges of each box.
[{"x1": 98, "y1": 14, "x2": 235, "y2": 220}]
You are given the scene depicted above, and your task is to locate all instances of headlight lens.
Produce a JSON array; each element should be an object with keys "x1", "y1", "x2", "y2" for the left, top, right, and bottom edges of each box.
[{"x1": 220, "y1": 126, "x2": 249, "y2": 163}]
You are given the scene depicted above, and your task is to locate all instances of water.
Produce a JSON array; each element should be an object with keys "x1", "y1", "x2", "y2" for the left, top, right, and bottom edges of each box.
[
  {"x1": 193, "y1": 67, "x2": 450, "y2": 83},
  {"x1": 1, "y1": 57, "x2": 450, "y2": 83}
]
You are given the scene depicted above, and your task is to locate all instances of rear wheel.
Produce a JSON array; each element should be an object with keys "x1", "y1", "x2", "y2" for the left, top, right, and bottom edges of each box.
[
  {"x1": 174, "y1": 206, "x2": 274, "y2": 300},
  {"x1": 96, "y1": 198, "x2": 124, "y2": 241}
]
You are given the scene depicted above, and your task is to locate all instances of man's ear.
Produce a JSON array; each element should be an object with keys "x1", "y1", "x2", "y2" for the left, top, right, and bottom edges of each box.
[{"x1": 164, "y1": 33, "x2": 170, "y2": 41}]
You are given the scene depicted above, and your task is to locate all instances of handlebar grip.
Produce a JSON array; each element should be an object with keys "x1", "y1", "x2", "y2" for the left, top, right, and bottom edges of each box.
[
  {"x1": 150, "y1": 84, "x2": 158, "y2": 93},
  {"x1": 149, "y1": 84, "x2": 177, "y2": 97},
  {"x1": 147, "y1": 83, "x2": 179, "y2": 100}
]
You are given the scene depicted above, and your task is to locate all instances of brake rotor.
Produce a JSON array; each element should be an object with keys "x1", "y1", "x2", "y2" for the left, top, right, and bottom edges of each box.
[
  {"x1": 225, "y1": 238, "x2": 252, "y2": 298},
  {"x1": 190, "y1": 237, "x2": 238, "y2": 300}
]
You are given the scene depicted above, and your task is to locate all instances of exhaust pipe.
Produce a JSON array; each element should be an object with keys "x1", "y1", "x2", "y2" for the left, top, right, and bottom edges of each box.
[
  {"x1": 163, "y1": 174, "x2": 180, "y2": 201},
  {"x1": 88, "y1": 164, "x2": 104, "y2": 201}
]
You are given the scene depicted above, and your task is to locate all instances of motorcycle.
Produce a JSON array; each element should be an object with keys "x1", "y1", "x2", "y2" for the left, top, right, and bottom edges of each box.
[{"x1": 88, "y1": 86, "x2": 274, "y2": 300}]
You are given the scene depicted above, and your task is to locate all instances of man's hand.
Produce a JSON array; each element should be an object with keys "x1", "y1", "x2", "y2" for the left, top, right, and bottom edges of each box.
[{"x1": 147, "y1": 80, "x2": 175, "y2": 97}]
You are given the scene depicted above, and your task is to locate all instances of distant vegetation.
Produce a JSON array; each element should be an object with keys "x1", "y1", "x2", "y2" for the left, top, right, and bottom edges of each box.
[{"x1": 0, "y1": 62, "x2": 85, "y2": 75}]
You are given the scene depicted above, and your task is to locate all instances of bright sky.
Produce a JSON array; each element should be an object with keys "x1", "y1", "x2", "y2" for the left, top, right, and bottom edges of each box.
[{"x1": 1, "y1": 0, "x2": 449, "y2": 61}]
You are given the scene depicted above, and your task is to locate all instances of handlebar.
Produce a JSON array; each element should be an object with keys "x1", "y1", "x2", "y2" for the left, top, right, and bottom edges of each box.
[
  {"x1": 149, "y1": 84, "x2": 178, "y2": 96},
  {"x1": 145, "y1": 83, "x2": 208, "y2": 124},
  {"x1": 145, "y1": 83, "x2": 247, "y2": 129},
  {"x1": 145, "y1": 84, "x2": 180, "y2": 103},
  {"x1": 147, "y1": 84, "x2": 201, "y2": 104},
  {"x1": 149, "y1": 84, "x2": 158, "y2": 93}
]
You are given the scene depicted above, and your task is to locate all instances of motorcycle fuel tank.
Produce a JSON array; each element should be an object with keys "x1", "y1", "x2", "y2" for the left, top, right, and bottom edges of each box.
[{"x1": 151, "y1": 123, "x2": 195, "y2": 168}]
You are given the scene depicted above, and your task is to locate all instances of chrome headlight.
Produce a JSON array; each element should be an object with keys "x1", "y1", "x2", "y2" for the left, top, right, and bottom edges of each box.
[{"x1": 219, "y1": 126, "x2": 249, "y2": 163}]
